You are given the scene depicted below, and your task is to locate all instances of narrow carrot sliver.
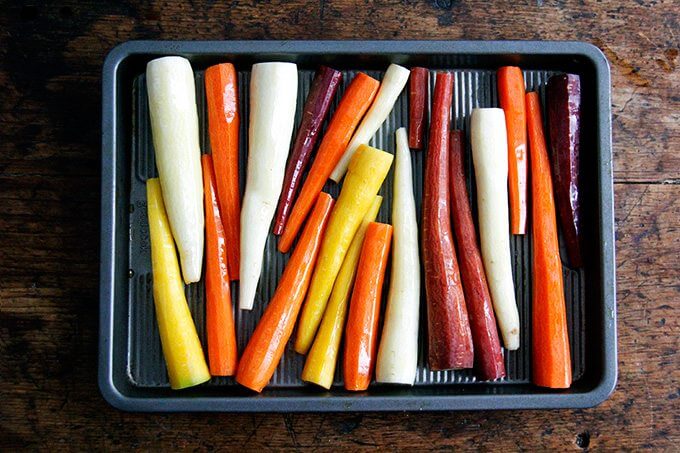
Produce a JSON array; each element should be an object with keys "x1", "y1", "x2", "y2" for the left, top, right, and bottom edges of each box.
[
  {"x1": 343, "y1": 222, "x2": 392, "y2": 391},
  {"x1": 497, "y1": 66, "x2": 528, "y2": 235},
  {"x1": 205, "y1": 63, "x2": 240, "y2": 279},
  {"x1": 278, "y1": 73, "x2": 379, "y2": 253},
  {"x1": 408, "y1": 67, "x2": 428, "y2": 149},
  {"x1": 526, "y1": 92, "x2": 572, "y2": 389},
  {"x1": 201, "y1": 155, "x2": 238, "y2": 376},
  {"x1": 235, "y1": 193, "x2": 334, "y2": 392},
  {"x1": 273, "y1": 66, "x2": 342, "y2": 235}
]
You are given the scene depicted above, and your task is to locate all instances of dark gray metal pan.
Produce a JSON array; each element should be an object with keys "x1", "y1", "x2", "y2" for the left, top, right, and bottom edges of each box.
[{"x1": 100, "y1": 40, "x2": 616, "y2": 412}]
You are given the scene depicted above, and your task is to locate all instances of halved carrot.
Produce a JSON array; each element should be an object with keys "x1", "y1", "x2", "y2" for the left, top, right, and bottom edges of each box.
[
  {"x1": 526, "y1": 92, "x2": 572, "y2": 389},
  {"x1": 343, "y1": 222, "x2": 392, "y2": 391},
  {"x1": 497, "y1": 66, "x2": 528, "y2": 235},
  {"x1": 205, "y1": 63, "x2": 240, "y2": 279},
  {"x1": 278, "y1": 73, "x2": 380, "y2": 253},
  {"x1": 235, "y1": 193, "x2": 334, "y2": 392},
  {"x1": 201, "y1": 155, "x2": 238, "y2": 376}
]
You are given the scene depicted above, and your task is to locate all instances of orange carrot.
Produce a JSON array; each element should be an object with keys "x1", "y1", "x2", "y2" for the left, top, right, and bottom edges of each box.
[
  {"x1": 343, "y1": 222, "x2": 392, "y2": 391},
  {"x1": 205, "y1": 63, "x2": 240, "y2": 279},
  {"x1": 201, "y1": 155, "x2": 238, "y2": 376},
  {"x1": 278, "y1": 73, "x2": 379, "y2": 253},
  {"x1": 526, "y1": 92, "x2": 572, "y2": 389},
  {"x1": 497, "y1": 66, "x2": 528, "y2": 235},
  {"x1": 235, "y1": 193, "x2": 334, "y2": 392}
]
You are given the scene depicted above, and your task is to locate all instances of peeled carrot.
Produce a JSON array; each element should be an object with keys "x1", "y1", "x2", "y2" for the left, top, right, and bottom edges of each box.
[
  {"x1": 146, "y1": 178, "x2": 210, "y2": 389},
  {"x1": 343, "y1": 222, "x2": 392, "y2": 391},
  {"x1": 497, "y1": 66, "x2": 528, "y2": 235},
  {"x1": 449, "y1": 131, "x2": 505, "y2": 381},
  {"x1": 273, "y1": 66, "x2": 342, "y2": 235},
  {"x1": 201, "y1": 155, "x2": 238, "y2": 376},
  {"x1": 235, "y1": 193, "x2": 334, "y2": 392},
  {"x1": 205, "y1": 63, "x2": 240, "y2": 279},
  {"x1": 278, "y1": 73, "x2": 380, "y2": 253},
  {"x1": 294, "y1": 145, "x2": 393, "y2": 355},
  {"x1": 422, "y1": 72, "x2": 474, "y2": 370},
  {"x1": 301, "y1": 196, "x2": 382, "y2": 389},
  {"x1": 408, "y1": 67, "x2": 428, "y2": 149},
  {"x1": 526, "y1": 92, "x2": 572, "y2": 389}
]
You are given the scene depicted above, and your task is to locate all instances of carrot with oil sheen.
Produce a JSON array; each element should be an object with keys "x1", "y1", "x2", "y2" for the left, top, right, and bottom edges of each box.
[
  {"x1": 526, "y1": 91, "x2": 572, "y2": 389},
  {"x1": 497, "y1": 66, "x2": 528, "y2": 235},
  {"x1": 278, "y1": 73, "x2": 380, "y2": 253},
  {"x1": 205, "y1": 63, "x2": 241, "y2": 279},
  {"x1": 547, "y1": 73, "x2": 583, "y2": 267},
  {"x1": 294, "y1": 145, "x2": 393, "y2": 355},
  {"x1": 329, "y1": 64, "x2": 410, "y2": 182},
  {"x1": 235, "y1": 193, "x2": 334, "y2": 392},
  {"x1": 239, "y1": 62, "x2": 298, "y2": 310},
  {"x1": 273, "y1": 66, "x2": 342, "y2": 235},
  {"x1": 146, "y1": 178, "x2": 210, "y2": 389},
  {"x1": 375, "y1": 128, "x2": 421, "y2": 385},
  {"x1": 470, "y1": 108, "x2": 520, "y2": 351},
  {"x1": 301, "y1": 196, "x2": 383, "y2": 390},
  {"x1": 449, "y1": 130, "x2": 505, "y2": 381},
  {"x1": 408, "y1": 67, "x2": 428, "y2": 149},
  {"x1": 201, "y1": 155, "x2": 238, "y2": 376},
  {"x1": 343, "y1": 222, "x2": 392, "y2": 391},
  {"x1": 422, "y1": 72, "x2": 474, "y2": 371},
  {"x1": 146, "y1": 57, "x2": 204, "y2": 284}
]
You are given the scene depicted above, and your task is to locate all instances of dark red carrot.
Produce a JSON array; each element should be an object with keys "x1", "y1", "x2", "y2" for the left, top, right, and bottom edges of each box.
[
  {"x1": 205, "y1": 63, "x2": 240, "y2": 280},
  {"x1": 547, "y1": 74, "x2": 583, "y2": 267},
  {"x1": 449, "y1": 130, "x2": 505, "y2": 381},
  {"x1": 201, "y1": 155, "x2": 238, "y2": 376},
  {"x1": 273, "y1": 66, "x2": 342, "y2": 235},
  {"x1": 497, "y1": 66, "x2": 528, "y2": 235},
  {"x1": 343, "y1": 222, "x2": 392, "y2": 391},
  {"x1": 235, "y1": 193, "x2": 334, "y2": 392},
  {"x1": 409, "y1": 67, "x2": 428, "y2": 149},
  {"x1": 422, "y1": 72, "x2": 474, "y2": 371},
  {"x1": 278, "y1": 73, "x2": 380, "y2": 253},
  {"x1": 526, "y1": 92, "x2": 572, "y2": 388}
]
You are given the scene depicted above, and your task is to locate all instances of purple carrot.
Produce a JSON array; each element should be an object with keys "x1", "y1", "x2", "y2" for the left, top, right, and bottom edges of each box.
[
  {"x1": 273, "y1": 66, "x2": 342, "y2": 235},
  {"x1": 547, "y1": 74, "x2": 582, "y2": 267}
]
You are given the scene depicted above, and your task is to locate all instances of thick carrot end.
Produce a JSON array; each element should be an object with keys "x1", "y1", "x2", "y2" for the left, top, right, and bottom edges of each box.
[
  {"x1": 344, "y1": 381, "x2": 370, "y2": 392},
  {"x1": 294, "y1": 335, "x2": 311, "y2": 355},
  {"x1": 533, "y1": 372, "x2": 572, "y2": 389},
  {"x1": 272, "y1": 221, "x2": 284, "y2": 236},
  {"x1": 209, "y1": 364, "x2": 237, "y2": 377},
  {"x1": 511, "y1": 218, "x2": 528, "y2": 235},
  {"x1": 235, "y1": 375, "x2": 265, "y2": 393},
  {"x1": 277, "y1": 233, "x2": 293, "y2": 254},
  {"x1": 497, "y1": 66, "x2": 523, "y2": 80},
  {"x1": 303, "y1": 378, "x2": 332, "y2": 391}
]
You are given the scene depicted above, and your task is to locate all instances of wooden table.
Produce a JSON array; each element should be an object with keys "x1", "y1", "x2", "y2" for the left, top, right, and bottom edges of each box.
[{"x1": 1, "y1": 1, "x2": 678, "y2": 449}]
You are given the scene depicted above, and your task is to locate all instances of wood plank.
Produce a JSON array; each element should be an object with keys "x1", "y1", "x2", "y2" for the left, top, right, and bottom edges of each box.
[
  {"x1": 0, "y1": 0, "x2": 678, "y2": 450},
  {"x1": 2, "y1": 182, "x2": 677, "y2": 450}
]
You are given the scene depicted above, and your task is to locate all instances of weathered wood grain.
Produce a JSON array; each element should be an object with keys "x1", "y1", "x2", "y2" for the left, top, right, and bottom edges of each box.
[{"x1": 1, "y1": 0, "x2": 678, "y2": 450}]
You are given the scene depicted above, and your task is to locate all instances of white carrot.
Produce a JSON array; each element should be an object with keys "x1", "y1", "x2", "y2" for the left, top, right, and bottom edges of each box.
[
  {"x1": 470, "y1": 108, "x2": 520, "y2": 350},
  {"x1": 146, "y1": 56, "x2": 204, "y2": 284},
  {"x1": 329, "y1": 64, "x2": 410, "y2": 182},
  {"x1": 376, "y1": 128, "x2": 421, "y2": 384},
  {"x1": 239, "y1": 62, "x2": 298, "y2": 310}
]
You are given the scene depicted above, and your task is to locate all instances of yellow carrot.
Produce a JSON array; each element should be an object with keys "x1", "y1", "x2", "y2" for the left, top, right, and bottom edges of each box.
[
  {"x1": 146, "y1": 178, "x2": 210, "y2": 390},
  {"x1": 294, "y1": 145, "x2": 393, "y2": 354},
  {"x1": 301, "y1": 196, "x2": 383, "y2": 388}
]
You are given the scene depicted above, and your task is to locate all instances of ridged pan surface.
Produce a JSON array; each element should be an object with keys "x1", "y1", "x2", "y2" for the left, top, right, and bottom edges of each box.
[{"x1": 127, "y1": 67, "x2": 585, "y2": 389}]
